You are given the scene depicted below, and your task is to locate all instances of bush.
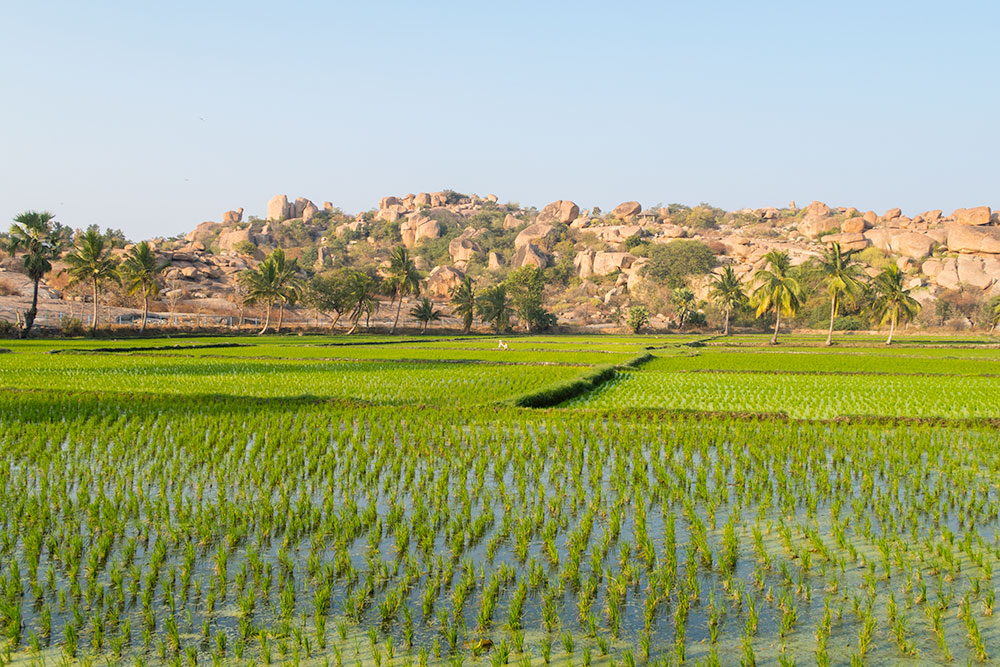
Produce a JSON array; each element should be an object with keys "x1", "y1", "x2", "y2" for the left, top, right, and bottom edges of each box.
[
  {"x1": 61, "y1": 318, "x2": 86, "y2": 337},
  {"x1": 642, "y1": 240, "x2": 718, "y2": 288},
  {"x1": 0, "y1": 320, "x2": 16, "y2": 338},
  {"x1": 856, "y1": 247, "x2": 892, "y2": 270},
  {"x1": 833, "y1": 315, "x2": 866, "y2": 331}
]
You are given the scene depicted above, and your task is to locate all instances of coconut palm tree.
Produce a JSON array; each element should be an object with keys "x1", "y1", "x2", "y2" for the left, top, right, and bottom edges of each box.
[
  {"x1": 238, "y1": 256, "x2": 284, "y2": 334},
  {"x1": 671, "y1": 287, "x2": 697, "y2": 329},
  {"x1": 450, "y1": 276, "x2": 476, "y2": 334},
  {"x1": 708, "y1": 265, "x2": 747, "y2": 335},
  {"x1": 62, "y1": 229, "x2": 120, "y2": 332},
  {"x1": 268, "y1": 248, "x2": 301, "y2": 333},
  {"x1": 817, "y1": 242, "x2": 865, "y2": 346},
  {"x1": 409, "y1": 297, "x2": 442, "y2": 333},
  {"x1": 476, "y1": 284, "x2": 512, "y2": 334},
  {"x1": 346, "y1": 271, "x2": 380, "y2": 335},
  {"x1": 385, "y1": 246, "x2": 421, "y2": 334},
  {"x1": 751, "y1": 250, "x2": 804, "y2": 345},
  {"x1": 870, "y1": 264, "x2": 921, "y2": 345},
  {"x1": 120, "y1": 241, "x2": 170, "y2": 333},
  {"x1": 7, "y1": 211, "x2": 68, "y2": 336}
]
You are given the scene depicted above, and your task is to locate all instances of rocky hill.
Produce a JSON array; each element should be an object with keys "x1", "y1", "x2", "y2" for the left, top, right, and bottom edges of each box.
[{"x1": 3, "y1": 190, "x2": 1000, "y2": 331}]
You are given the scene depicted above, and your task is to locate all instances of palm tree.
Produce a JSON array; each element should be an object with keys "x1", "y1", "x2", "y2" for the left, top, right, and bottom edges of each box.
[
  {"x1": 63, "y1": 229, "x2": 120, "y2": 332},
  {"x1": 817, "y1": 242, "x2": 865, "y2": 346},
  {"x1": 121, "y1": 241, "x2": 170, "y2": 333},
  {"x1": 708, "y1": 266, "x2": 746, "y2": 335},
  {"x1": 409, "y1": 297, "x2": 442, "y2": 333},
  {"x1": 870, "y1": 264, "x2": 921, "y2": 345},
  {"x1": 751, "y1": 250, "x2": 804, "y2": 345},
  {"x1": 385, "y1": 247, "x2": 421, "y2": 334},
  {"x1": 269, "y1": 248, "x2": 301, "y2": 333},
  {"x1": 450, "y1": 276, "x2": 476, "y2": 334},
  {"x1": 671, "y1": 287, "x2": 697, "y2": 329},
  {"x1": 476, "y1": 284, "x2": 512, "y2": 333},
  {"x1": 238, "y1": 257, "x2": 281, "y2": 334},
  {"x1": 346, "y1": 271, "x2": 380, "y2": 335},
  {"x1": 7, "y1": 211, "x2": 68, "y2": 336}
]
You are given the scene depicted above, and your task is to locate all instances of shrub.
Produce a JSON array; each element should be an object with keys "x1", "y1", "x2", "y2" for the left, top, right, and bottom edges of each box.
[
  {"x1": 61, "y1": 318, "x2": 86, "y2": 337},
  {"x1": 642, "y1": 240, "x2": 718, "y2": 288},
  {"x1": 833, "y1": 315, "x2": 866, "y2": 331}
]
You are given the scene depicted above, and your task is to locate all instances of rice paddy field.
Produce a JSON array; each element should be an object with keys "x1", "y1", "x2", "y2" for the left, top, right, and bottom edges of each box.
[{"x1": 2, "y1": 332, "x2": 1000, "y2": 666}]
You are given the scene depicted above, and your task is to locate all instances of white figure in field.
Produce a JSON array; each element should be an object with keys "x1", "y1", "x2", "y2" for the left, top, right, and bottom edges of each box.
[{"x1": 497, "y1": 340, "x2": 508, "y2": 351}]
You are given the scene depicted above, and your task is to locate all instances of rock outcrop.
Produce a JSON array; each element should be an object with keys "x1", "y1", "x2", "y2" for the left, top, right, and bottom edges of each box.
[
  {"x1": 514, "y1": 223, "x2": 558, "y2": 250},
  {"x1": 424, "y1": 266, "x2": 464, "y2": 298},
  {"x1": 267, "y1": 195, "x2": 291, "y2": 222},
  {"x1": 400, "y1": 214, "x2": 442, "y2": 248},
  {"x1": 950, "y1": 206, "x2": 991, "y2": 226},
  {"x1": 536, "y1": 200, "x2": 579, "y2": 225}
]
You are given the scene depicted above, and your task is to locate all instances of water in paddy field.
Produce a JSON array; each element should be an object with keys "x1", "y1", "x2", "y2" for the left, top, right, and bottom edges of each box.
[{"x1": 3, "y1": 403, "x2": 1000, "y2": 666}]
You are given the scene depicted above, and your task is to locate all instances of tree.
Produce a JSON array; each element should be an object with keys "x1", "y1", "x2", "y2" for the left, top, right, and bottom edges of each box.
[
  {"x1": 476, "y1": 284, "x2": 512, "y2": 333},
  {"x1": 506, "y1": 266, "x2": 555, "y2": 332},
  {"x1": 817, "y1": 242, "x2": 865, "y2": 346},
  {"x1": 708, "y1": 265, "x2": 747, "y2": 335},
  {"x1": 991, "y1": 299, "x2": 1000, "y2": 334},
  {"x1": 63, "y1": 229, "x2": 120, "y2": 332},
  {"x1": 409, "y1": 297, "x2": 442, "y2": 333},
  {"x1": 385, "y1": 246, "x2": 421, "y2": 334},
  {"x1": 346, "y1": 271, "x2": 380, "y2": 335},
  {"x1": 304, "y1": 270, "x2": 353, "y2": 331},
  {"x1": 450, "y1": 276, "x2": 476, "y2": 334},
  {"x1": 870, "y1": 264, "x2": 921, "y2": 345},
  {"x1": 268, "y1": 248, "x2": 301, "y2": 333},
  {"x1": 642, "y1": 240, "x2": 717, "y2": 288},
  {"x1": 120, "y1": 241, "x2": 170, "y2": 333},
  {"x1": 626, "y1": 305, "x2": 649, "y2": 333},
  {"x1": 238, "y1": 256, "x2": 284, "y2": 334},
  {"x1": 751, "y1": 250, "x2": 804, "y2": 345},
  {"x1": 671, "y1": 287, "x2": 697, "y2": 328},
  {"x1": 7, "y1": 210, "x2": 68, "y2": 336}
]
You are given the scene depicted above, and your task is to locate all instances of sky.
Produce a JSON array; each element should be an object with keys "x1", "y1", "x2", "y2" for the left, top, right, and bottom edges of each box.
[{"x1": 2, "y1": 1, "x2": 998, "y2": 240}]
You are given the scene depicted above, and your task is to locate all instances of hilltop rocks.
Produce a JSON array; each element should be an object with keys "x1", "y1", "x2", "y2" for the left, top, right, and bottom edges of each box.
[
  {"x1": 574, "y1": 251, "x2": 595, "y2": 279},
  {"x1": 950, "y1": 206, "x2": 991, "y2": 226},
  {"x1": 512, "y1": 243, "x2": 548, "y2": 269},
  {"x1": 611, "y1": 201, "x2": 642, "y2": 220},
  {"x1": 799, "y1": 201, "x2": 839, "y2": 238},
  {"x1": 302, "y1": 202, "x2": 319, "y2": 222},
  {"x1": 863, "y1": 229, "x2": 935, "y2": 258},
  {"x1": 591, "y1": 225, "x2": 642, "y2": 244},
  {"x1": 947, "y1": 225, "x2": 1000, "y2": 253},
  {"x1": 267, "y1": 195, "x2": 291, "y2": 222},
  {"x1": 536, "y1": 200, "x2": 579, "y2": 225},
  {"x1": 823, "y1": 233, "x2": 868, "y2": 252},
  {"x1": 185, "y1": 221, "x2": 220, "y2": 244},
  {"x1": 218, "y1": 228, "x2": 254, "y2": 252},
  {"x1": 380, "y1": 196, "x2": 402, "y2": 209},
  {"x1": 957, "y1": 256, "x2": 995, "y2": 289},
  {"x1": 222, "y1": 208, "x2": 243, "y2": 224},
  {"x1": 400, "y1": 214, "x2": 442, "y2": 247},
  {"x1": 515, "y1": 223, "x2": 558, "y2": 250},
  {"x1": 841, "y1": 217, "x2": 866, "y2": 234},
  {"x1": 424, "y1": 266, "x2": 464, "y2": 298},
  {"x1": 592, "y1": 252, "x2": 636, "y2": 276}
]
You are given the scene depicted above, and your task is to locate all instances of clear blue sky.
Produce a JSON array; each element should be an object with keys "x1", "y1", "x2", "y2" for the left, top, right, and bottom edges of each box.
[{"x1": 2, "y1": 1, "x2": 998, "y2": 239}]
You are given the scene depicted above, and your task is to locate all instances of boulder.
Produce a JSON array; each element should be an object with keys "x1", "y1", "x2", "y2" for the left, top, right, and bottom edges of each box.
[
  {"x1": 323, "y1": 201, "x2": 334, "y2": 211},
  {"x1": 185, "y1": 221, "x2": 220, "y2": 244},
  {"x1": 448, "y1": 230, "x2": 482, "y2": 265},
  {"x1": 536, "y1": 200, "x2": 579, "y2": 225},
  {"x1": 503, "y1": 213, "x2": 522, "y2": 230},
  {"x1": 883, "y1": 207, "x2": 902, "y2": 220},
  {"x1": 266, "y1": 195, "x2": 291, "y2": 222},
  {"x1": 413, "y1": 193, "x2": 431, "y2": 208},
  {"x1": 302, "y1": 203, "x2": 319, "y2": 222},
  {"x1": 424, "y1": 266, "x2": 464, "y2": 298},
  {"x1": 947, "y1": 225, "x2": 1000, "y2": 253},
  {"x1": 400, "y1": 214, "x2": 442, "y2": 247},
  {"x1": 222, "y1": 208, "x2": 244, "y2": 224},
  {"x1": 514, "y1": 222, "x2": 558, "y2": 250},
  {"x1": 429, "y1": 192, "x2": 448, "y2": 207},
  {"x1": 862, "y1": 210, "x2": 878, "y2": 226},
  {"x1": 935, "y1": 258, "x2": 961, "y2": 290},
  {"x1": 921, "y1": 259, "x2": 943, "y2": 278},
  {"x1": 660, "y1": 224, "x2": 685, "y2": 238},
  {"x1": 841, "y1": 217, "x2": 866, "y2": 234},
  {"x1": 950, "y1": 206, "x2": 991, "y2": 226},
  {"x1": 486, "y1": 194, "x2": 498, "y2": 203},
  {"x1": 592, "y1": 225, "x2": 642, "y2": 244},
  {"x1": 798, "y1": 201, "x2": 838, "y2": 238},
  {"x1": 919, "y1": 209, "x2": 942, "y2": 223},
  {"x1": 487, "y1": 252, "x2": 503, "y2": 270},
  {"x1": 611, "y1": 201, "x2": 642, "y2": 220},
  {"x1": 957, "y1": 256, "x2": 995, "y2": 289},
  {"x1": 574, "y1": 250, "x2": 595, "y2": 279},
  {"x1": 592, "y1": 252, "x2": 636, "y2": 276},
  {"x1": 218, "y1": 228, "x2": 254, "y2": 252},
  {"x1": 823, "y1": 233, "x2": 868, "y2": 252},
  {"x1": 379, "y1": 196, "x2": 401, "y2": 209},
  {"x1": 759, "y1": 207, "x2": 780, "y2": 220},
  {"x1": 512, "y1": 243, "x2": 549, "y2": 269},
  {"x1": 892, "y1": 232, "x2": 935, "y2": 259}
]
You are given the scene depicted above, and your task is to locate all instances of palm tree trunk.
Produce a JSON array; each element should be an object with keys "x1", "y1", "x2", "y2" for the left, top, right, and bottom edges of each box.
[
  {"x1": 771, "y1": 309, "x2": 781, "y2": 345},
  {"x1": 391, "y1": 296, "x2": 403, "y2": 334},
  {"x1": 723, "y1": 307, "x2": 730, "y2": 336},
  {"x1": 330, "y1": 310, "x2": 342, "y2": 332},
  {"x1": 92, "y1": 278, "x2": 99, "y2": 333},
  {"x1": 886, "y1": 311, "x2": 897, "y2": 345},
  {"x1": 825, "y1": 293, "x2": 837, "y2": 346},
  {"x1": 346, "y1": 318, "x2": 359, "y2": 335},
  {"x1": 140, "y1": 288, "x2": 149, "y2": 333},
  {"x1": 259, "y1": 302, "x2": 272, "y2": 335},
  {"x1": 22, "y1": 278, "x2": 40, "y2": 336},
  {"x1": 276, "y1": 301, "x2": 284, "y2": 333}
]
